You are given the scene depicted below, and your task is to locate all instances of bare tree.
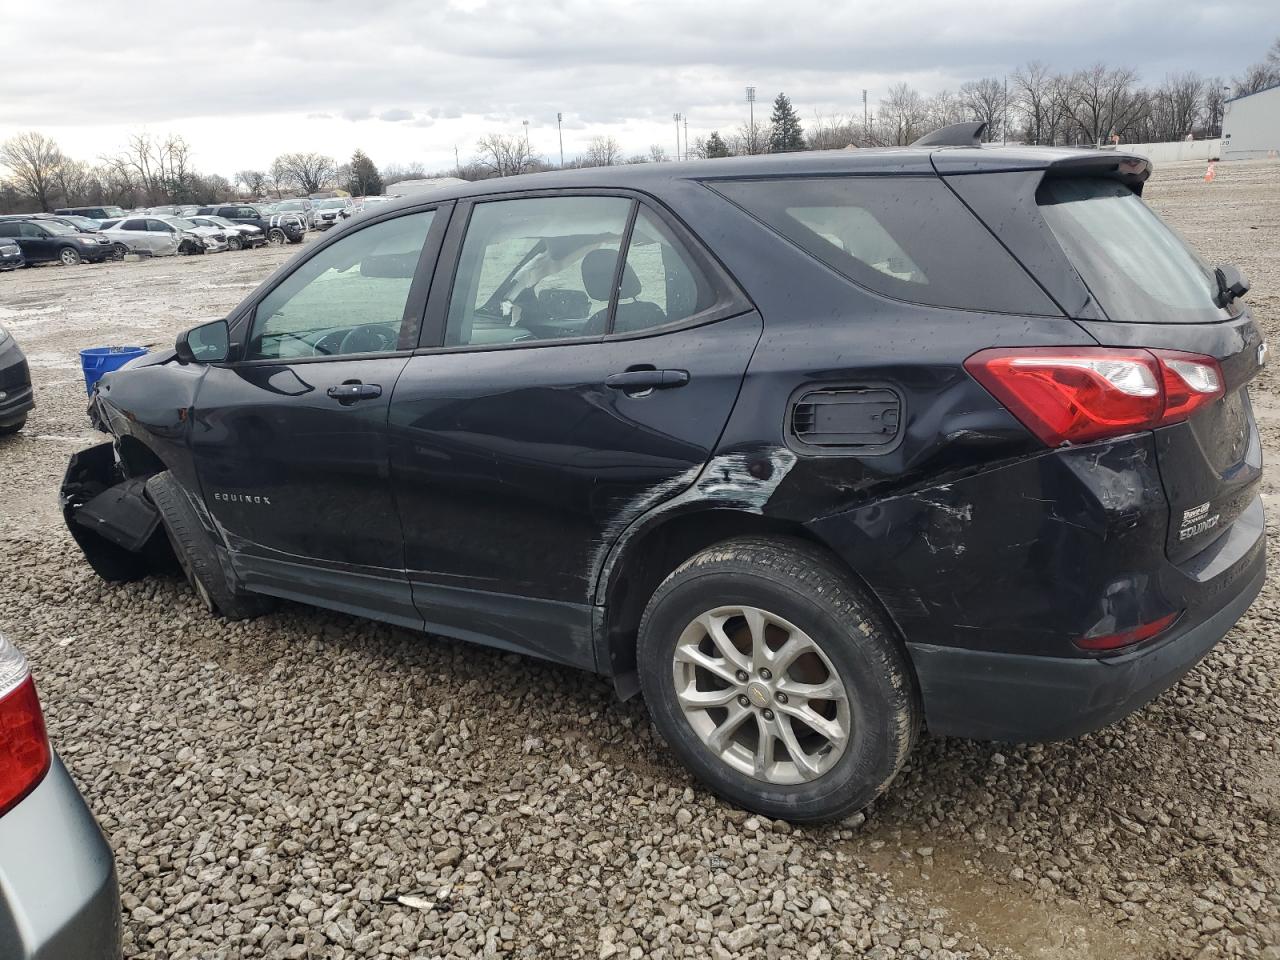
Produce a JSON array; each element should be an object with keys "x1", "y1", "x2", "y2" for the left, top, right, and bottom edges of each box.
[
  {"x1": 1204, "y1": 78, "x2": 1228, "y2": 137},
  {"x1": 806, "y1": 112, "x2": 863, "y2": 151},
  {"x1": 0, "y1": 132, "x2": 65, "y2": 211},
  {"x1": 236, "y1": 169, "x2": 267, "y2": 197},
  {"x1": 1065, "y1": 64, "x2": 1144, "y2": 144},
  {"x1": 271, "y1": 152, "x2": 337, "y2": 194},
  {"x1": 1142, "y1": 73, "x2": 1204, "y2": 142},
  {"x1": 960, "y1": 77, "x2": 1006, "y2": 141},
  {"x1": 926, "y1": 90, "x2": 969, "y2": 131},
  {"x1": 581, "y1": 135, "x2": 622, "y2": 167},
  {"x1": 474, "y1": 134, "x2": 536, "y2": 177},
  {"x1": 879, "y1": 83, "x2": 929, "y2": 145},
  {"x1": 1011, "y1": 61, "x2": 1054, "y2": 144},
  {"x1": 648, "y1": 144, "x2": 669, "y2": 163}
]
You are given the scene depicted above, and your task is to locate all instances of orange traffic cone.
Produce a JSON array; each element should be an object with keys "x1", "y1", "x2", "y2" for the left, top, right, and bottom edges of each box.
[{"x1": 1204, "y1": 161, "x2": 1216, "y2": 183}]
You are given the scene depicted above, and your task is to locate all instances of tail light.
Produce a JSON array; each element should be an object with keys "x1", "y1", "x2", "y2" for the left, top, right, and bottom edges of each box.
[
  {"x1": 1076, "y1": 611, "x2": 1181, "y2": 653},
  {"x1": 965, "y1": 347, "x2": 1224, "y2": 446},
  {"x1": 0, "y1": 634, "x2": 51, "y2": 817}
]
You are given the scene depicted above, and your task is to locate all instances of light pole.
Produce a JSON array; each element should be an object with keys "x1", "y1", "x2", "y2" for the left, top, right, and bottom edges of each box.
[
  {"x1": 683, "y1": 115, "x2": 688, "y2": 160},
  {"x1": 1002, "y1": 76, "x2": 1008, "y2": 145},
  {"x1": 673, "y1": 113, "x2": 682, "y2": 161},
  {"x1": 522, "y1": 119, "x2": 530, "y2": 155},
  {"x1": 746, "y1": 86, "x2": 756, "y2": 154},
  {"x1": 556, "y1": 112, "x2": 564, "y2": 167}
]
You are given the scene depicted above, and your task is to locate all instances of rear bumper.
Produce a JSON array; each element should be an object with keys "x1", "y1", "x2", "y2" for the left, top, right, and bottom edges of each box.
[
  {"x1": 0, "y1": 756, "x2": 122, "y2": 960},
  {"x1": 910, "y1": 517, "x2": 1265, "y2": 741},
  {"x1": 0, "y1": 340, "x2": 34, "y2": 425}
]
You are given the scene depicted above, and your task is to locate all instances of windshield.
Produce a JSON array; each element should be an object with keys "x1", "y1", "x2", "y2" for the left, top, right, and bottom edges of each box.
[
  {"x1": 102, "y1": 207, "x2": 126, "y2": 218},
  {"x1": 41, "y1": 221, "x2": 78, "y2": 236},
  {"x1": 316, "y1": 199, "x2": 346, "y2": 209},
  {"x1": 276, "y1": 200, "x2": 307, "y2": 211},
  {"x1": 1038, "y1": 178, "x2": 1225, "y2": 324}
]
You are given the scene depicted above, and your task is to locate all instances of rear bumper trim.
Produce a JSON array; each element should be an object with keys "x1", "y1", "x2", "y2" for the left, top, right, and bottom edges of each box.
[{"x1": 908, "y1": 548, "x2": 1265, "y2": 742}]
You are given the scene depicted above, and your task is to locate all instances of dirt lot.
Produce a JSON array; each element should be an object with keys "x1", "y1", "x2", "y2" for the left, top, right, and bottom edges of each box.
[{"x1": 1, "y1": 163, "x2": 1278, "y2": 960}]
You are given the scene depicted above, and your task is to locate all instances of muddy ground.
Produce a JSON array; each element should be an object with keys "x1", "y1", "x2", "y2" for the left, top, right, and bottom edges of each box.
[{"x1": 0, "y1": 162, "x2": 1277, "y2": 959}]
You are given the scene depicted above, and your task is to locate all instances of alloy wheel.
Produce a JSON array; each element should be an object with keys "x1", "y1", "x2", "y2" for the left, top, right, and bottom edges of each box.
[{"x1": 672, "y1": 605, "x2": 851, "y2": 784}]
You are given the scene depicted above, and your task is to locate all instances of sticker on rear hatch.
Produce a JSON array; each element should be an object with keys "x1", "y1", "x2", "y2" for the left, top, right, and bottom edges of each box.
[{"x1": 1179, "y1": 501, "x2": 1220, "y2": 540}]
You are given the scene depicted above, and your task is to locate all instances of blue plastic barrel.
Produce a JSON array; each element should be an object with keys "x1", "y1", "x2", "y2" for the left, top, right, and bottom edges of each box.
[{"x1": 80, "y1": 346, "x2": 147, "y2": 396}]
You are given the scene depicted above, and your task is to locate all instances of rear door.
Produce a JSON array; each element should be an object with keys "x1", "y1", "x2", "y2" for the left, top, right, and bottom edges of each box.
[
  {"x1": 189, "y1": 204, "x2": 450, "y2": 625},
  {"x1": 1030, "y1": 176, "x2": 1264, "y2": 564},
  {"x1": 388, "y1": 193, "x2": 760, "y2": 667}
]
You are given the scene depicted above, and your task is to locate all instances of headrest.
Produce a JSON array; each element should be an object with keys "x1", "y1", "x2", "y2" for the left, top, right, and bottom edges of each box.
[{"x1": 581, "y1": 249, "x2": 641, "y2": 301}]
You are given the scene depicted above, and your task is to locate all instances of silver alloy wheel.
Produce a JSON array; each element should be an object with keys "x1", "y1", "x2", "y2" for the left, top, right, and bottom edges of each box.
[
  {"x1": 59, "y1": 247, "x2": 81, "y2": 266},
  {"x1": 672, "y1": 605, "x2": 851, "y2": 784}
]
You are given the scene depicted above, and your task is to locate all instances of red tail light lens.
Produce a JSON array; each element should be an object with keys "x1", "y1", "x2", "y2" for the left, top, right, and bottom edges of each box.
[
  {"x1": 1075, "y1": 611, "x2": 1181, "y2": 652},
  {"x1": 0, "y1": 636, "x2": 50, "y2": 817},
  {"x1": 965, "y1": 347, "x2": 1225, "y2": 446}
]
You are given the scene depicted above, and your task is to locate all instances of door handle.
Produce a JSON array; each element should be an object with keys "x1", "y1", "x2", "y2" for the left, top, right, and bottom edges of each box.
[
  {"x1": 604, "y1": 369, "x2": 690, "y2": 392},
  {"x1": 327, "y1": 381, "x2": 382, "y2": 403}
]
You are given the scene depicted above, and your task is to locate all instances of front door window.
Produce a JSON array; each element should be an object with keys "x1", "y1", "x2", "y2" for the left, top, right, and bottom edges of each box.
[{"x1": 247, "y1": 211, "x2": 435, "y2": 360}]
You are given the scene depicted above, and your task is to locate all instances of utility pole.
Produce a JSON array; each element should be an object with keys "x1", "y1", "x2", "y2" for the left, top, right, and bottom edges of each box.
[
  {"x1": 673, "y1": 113, "x2": 682, "y2": 161},
  {"x1": 522, "y1": 119, "x2": 530, "y2": 155},
  {"x1": 556, "y1": 112, "x2": 564, "y2": 167},
  {"x1": 746, "y1": 86, "x2": 757, "y2": 154},
  {"x1": 454, "y1": 145, "x2": 460, "y2": 176},
  {"x1": 1002, "y1": 76, "x2": 1008, "y2": 145},
  {"x1": 862, "y1": 89, "x2": 868, "y2": 127},
  {"x1": 683, "y1": 115, "x2": 688, "y2": 160}
]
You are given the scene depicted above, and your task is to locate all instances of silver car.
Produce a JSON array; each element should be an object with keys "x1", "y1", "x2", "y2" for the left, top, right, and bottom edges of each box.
[
  {"x1": 97, "y1": 216, "x2": 215, "y2": 257},
  {"x1": 0, "y1": 633, "x2": 122, "y2": 959}
]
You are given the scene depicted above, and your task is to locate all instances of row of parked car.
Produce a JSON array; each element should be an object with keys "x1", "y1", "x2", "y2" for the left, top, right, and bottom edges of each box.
[{"x1": 0, "y1": 196, "x2": 364, "y2": 271}]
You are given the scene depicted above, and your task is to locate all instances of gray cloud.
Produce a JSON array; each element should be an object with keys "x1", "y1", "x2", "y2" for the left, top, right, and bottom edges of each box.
[{"x1": 0, "y1": 0, "x2": 1275, "y2": 170}]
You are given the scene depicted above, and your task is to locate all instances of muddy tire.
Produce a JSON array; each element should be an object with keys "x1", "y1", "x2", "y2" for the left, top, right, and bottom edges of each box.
[
  {"x1": 58, "y1": 246, "x2": 82, "y2": 266},
  {"x1": 145, "y1": 471, "x2": 274, "y2": 620},
  {"x1": 637, "y1": 536, "x2": 920, "y2": 822},
  {"x1": 267, "y1": 227, "x2": 287, "y2": 245}
]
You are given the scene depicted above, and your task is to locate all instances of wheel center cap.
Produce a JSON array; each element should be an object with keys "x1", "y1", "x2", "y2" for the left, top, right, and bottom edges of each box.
[{"x1": 746, "y1": 683, "x2": 771, "y2": 708}]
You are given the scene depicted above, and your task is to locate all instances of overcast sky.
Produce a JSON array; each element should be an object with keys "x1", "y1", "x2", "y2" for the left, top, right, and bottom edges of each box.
[{"x1": 2, "y1": 1, "x2": 1276, "y2": 177}]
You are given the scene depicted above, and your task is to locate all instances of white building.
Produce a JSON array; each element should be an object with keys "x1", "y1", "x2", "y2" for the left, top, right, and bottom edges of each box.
[{"x1": 1222, "y1": 84, "x2": 1280, "y2": 160}]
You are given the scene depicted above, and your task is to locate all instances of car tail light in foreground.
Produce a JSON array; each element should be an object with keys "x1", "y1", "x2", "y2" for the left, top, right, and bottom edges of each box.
[
  {"x1": 0, "y1": 633, "x2": 50, "y2": 817},
  {"x1": 1075, "y1": 611, "x2": 1182, "y2": 653},
  {"x1": 965, "y1": 347, "x2": 1224, "y2": 446}
]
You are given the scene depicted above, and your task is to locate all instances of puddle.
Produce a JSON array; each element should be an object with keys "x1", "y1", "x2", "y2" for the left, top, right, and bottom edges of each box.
[{"x1": 848, "y1": 831, "x2": 1163, "y2": 959}]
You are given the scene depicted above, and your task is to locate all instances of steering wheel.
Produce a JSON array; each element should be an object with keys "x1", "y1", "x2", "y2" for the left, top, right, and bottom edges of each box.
[{"x1": 337, "y1": 323, "x2": 399, "y2": 355}]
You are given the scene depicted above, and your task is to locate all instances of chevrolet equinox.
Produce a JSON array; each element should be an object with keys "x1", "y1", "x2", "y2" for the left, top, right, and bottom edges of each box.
[{"x1": 61, "y1": 123, "x2": 1265, "y2": 821}]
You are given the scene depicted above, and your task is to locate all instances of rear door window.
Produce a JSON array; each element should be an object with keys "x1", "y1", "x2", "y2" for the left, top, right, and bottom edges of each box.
[
  {"x1": 712, "y1": 176, "x2": 1058, "y2": 315},
  {"x1": 1037, "y1": 178, "x2": 1224, "y2": 324}
]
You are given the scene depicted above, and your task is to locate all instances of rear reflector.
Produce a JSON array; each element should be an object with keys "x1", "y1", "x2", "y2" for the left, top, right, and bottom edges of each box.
[
  {"x1": 0, "y1": 636, "x2": 50, "y2": 817},
  {"x1": 1075, "y1": 611, "x2": 1180, "y2": 652},
  {"x1": 965, "y1": 347, "x2": 1225, "y2": 446}
]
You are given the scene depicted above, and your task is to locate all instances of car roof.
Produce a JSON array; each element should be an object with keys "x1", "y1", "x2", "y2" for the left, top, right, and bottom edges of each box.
[{"x1": 369, "y1": 144, "x2": 1149, "y2": 213}]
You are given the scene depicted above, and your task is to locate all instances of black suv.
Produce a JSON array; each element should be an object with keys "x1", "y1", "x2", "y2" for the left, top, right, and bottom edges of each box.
[
  {"x1": 196, "y1": 204, "x2": 306, "y2": 244},
  {"x1": 61, "y1": 124, "x2": 1265, "y2": 821},
  {"x1": 0, "y1": 325, "x2": 33, "y2": 434},
  {"x1": 0, "y1": 217, "x2": 114, "y2": 265}
]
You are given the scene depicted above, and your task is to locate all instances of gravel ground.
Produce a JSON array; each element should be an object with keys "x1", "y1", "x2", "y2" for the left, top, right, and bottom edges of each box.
[{"x1": 1, "y1": 162, "x2": 1278, "y2": 960}]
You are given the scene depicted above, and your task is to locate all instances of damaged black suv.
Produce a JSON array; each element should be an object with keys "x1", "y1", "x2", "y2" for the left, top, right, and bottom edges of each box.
[{"x1": 62, "y1": 123, "x2": 1265, "y2": 821}]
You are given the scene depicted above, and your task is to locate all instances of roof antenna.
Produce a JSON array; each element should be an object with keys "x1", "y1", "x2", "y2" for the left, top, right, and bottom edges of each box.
[{"x1": 911, "y1": 121, "x2": 988, "y2": 148}]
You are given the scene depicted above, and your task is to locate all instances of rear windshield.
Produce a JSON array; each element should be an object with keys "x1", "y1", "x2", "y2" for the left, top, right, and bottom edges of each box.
[
  {"x1": 1038, "y1": 178, "x2": 1224, "y2": 324},
  {"x1": 712, "y1": 176, "x2": 1058, "y2": 315}
]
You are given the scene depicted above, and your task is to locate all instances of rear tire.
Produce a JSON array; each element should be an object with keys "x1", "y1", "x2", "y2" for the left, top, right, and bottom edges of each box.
[
  {"x1": 637, "y1": 536, "x2": 920, "y2": 822},
  {"x1": 58, "y1": 246, "x2": 82, "y2": 266},
  {"x1": 145, "y1": 471, "x2": 274, "y2": 620}
]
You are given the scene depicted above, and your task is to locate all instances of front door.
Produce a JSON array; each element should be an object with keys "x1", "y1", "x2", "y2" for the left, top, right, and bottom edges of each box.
[
  {"x1": 189, "y1": 205, "x2": 448, "y2": 626},
  {"x1": 389, "y1": 195, "x2": 760, "y2": 667}
]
